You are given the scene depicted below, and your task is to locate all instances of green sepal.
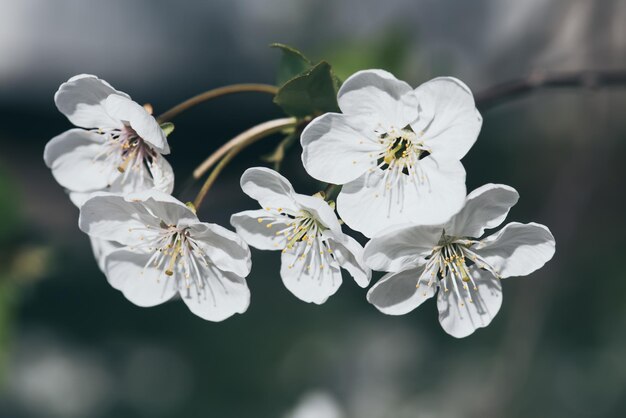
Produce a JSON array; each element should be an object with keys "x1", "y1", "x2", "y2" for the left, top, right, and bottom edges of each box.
[
  {"x1": 273, "y1": 61, "x2": 340, "y2": 118},
  {"x1": 185, "y1": 202, "x2": 196, "y2": 214},
  {"x1": 160, "y1": 122, "x2": 175, "y2": 137},
  {"x1": 271, "y1": 43, "x2": 313, "y2": 86},
  {"x1": 261, "y1": 132, "x2": 299, "y2": 171}
]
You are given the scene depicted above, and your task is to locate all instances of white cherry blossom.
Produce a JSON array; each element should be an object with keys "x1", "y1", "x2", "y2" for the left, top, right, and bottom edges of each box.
[
  {"x1": 79, "y1": 190, "x2": 251, "y2": 321},
  {"x1": 364, "y1": 184, "x2": 555, "y2": 338},
  {"x1": 301, "y1": 69, "x2": 482, "y2": 237},
  {"x1": 230, "y1": 167, "x2": 371, "y2": 304},
  {"x1": 44, "y1": 74, "x2": 174, "y2": 206}
]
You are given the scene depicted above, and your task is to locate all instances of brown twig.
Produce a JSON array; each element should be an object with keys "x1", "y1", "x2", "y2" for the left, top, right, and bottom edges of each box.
[
  {"x1": 475, "y1": 69, "x2": 626, "y2": 110},
  {"x1": 156, "y1": 83, "x2": 278, "y2": 123}
]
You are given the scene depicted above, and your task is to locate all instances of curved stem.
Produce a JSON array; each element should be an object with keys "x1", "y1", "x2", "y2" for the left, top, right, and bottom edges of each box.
[
  {"x1": 193, "y1": 117, "x2": 296, "y2": 180},
  {"x1": 193, "y1": 117, "x2": 297, "y2": 209},
  {"x1": 156, "y1": 83, "x2": 278, "y2": 123},
  {"x1": 475, "y1": 69, "x2": 626, "y2": 110}
]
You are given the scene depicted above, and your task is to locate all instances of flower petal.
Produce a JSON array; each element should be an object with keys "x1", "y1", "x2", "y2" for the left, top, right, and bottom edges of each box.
[
  {"x1": 414, "y1": 77, "x2": 482, "y2": 160},
  {"x1": 337, "y1": 156, "x2": 466, "y2": 237},
  {"x1": 293, "y1": 193, "x2": 342, "y2": 233},
  {"x1": 69, "y1": 191, "x2": 92, "y2": 207},
  {"x1": 105, "y1": 249, "x2": 178, "y2": 307},
  {"x1": 363, "y1": 223, "x2": 442, "y2": 272},
  {"x1": 366, "y1": 265, "x2": 435, "y2": 315},
  {"x1": 230, "y1": 209, "x2": 288, "y2": 251},
  {"x1": 151, "y1": 156, "x2": 175, "y2": 194},
  {"x1": 130, "y1": 190, "x2": 198, "y2": 226},
  {"x1": 474, "y1": 222, "x2": 556, "y2": 278},
  {"x1": 240, "y1": 167, "x2": 299, "y2": 211},
  {"x1": 338, "y1": 69, "x2": 419, "y2": 129},
  {"x1": 79, "y1": 193, "x2": 159, "y2": 245},
  {"x1": 183, "y1": 222, "x2": 252, "y2": 278},
  {"x1": 324, "y1": 230, "x2": 371, "y2": 287},
  {"x1": 54, "y1": 74, "x2": 128, "y2": 129},
  {"x1": 180, "y1": 267, "x2": 250, "y2": 322},
  {"x1": 280, "y1": 241, "x2": 342, "y2": 304},
  {"x1": 103, "y1": 155, "x2": 176, "y2": 200},
  {"x1": 44, "y1": 129, "x2": 114, "y2": 192},
  {"x1": 445, "y1": 184, "x2": 519, "y2": 238},
  {"x1": 437, "y1": 267, "x2": 502, "y2": 338},
  {"x1": 104, "y1": 94, "x2": 170, "y2": 154},
  {"x1": 89, "y1": 237, "x2": 123, "y2": 277},
  {"x1": 300, "y1": 112, "x2": 380, "y2": 184}
]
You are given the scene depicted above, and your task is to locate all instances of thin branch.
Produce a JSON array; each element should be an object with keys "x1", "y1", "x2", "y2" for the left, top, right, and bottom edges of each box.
[
  {"x1": 192, "y1": 117, "x2": 297, "y2": 209},
  {"x1": 156, "y1": 83, "x2": 278, "y2": 123},
  {"x1": 475, "y1": 69, "x2": 626, "y2": 110},
  {"x1": 192, "y1": 117, "x2": 296, "y2": 180}
]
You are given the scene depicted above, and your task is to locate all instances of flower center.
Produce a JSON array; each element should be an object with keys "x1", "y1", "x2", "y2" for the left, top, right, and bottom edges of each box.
[
  {"x1": 92, "y1": 125, "x2": 159, "y2": 185},
  {"x1": 258, "y1": 208, "x2": 327, "y2": 249},
  {"x1": 131, "y1": 222, "x2": 211, "y2": 290},
  {"x1": 415, "y1": 236, "x2": 500, "y2": 306},
  {"x1": 257, "y1": 206, "x2": 336, "y2": 272},
  {"x1": 375, "y1": 126, "x2": 430, "y2": 175}
]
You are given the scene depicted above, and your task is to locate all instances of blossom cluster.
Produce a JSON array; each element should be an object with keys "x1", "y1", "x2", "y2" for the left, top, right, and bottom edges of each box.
[{"x1": 45, "y1": 69, "x2": 555, "y2": 337}]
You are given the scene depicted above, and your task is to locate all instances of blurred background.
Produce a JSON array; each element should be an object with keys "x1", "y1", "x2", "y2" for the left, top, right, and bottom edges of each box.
[{"x1": 1, "y1": 0, "x2": 625, "y2": 417}]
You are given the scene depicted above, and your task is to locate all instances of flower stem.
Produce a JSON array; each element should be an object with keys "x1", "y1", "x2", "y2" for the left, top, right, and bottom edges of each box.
[
  {"x1": 323, "y1": 183, "x2": 341, "y2": 201},
  {"x1": 192, "y1": 117, "x2": 296, "y2": 180},
  {"x1": 193, "y1": 117, "x2": 297, "y2": 210},
  {"x1": 156, "y1": 83, "x2": 279, "y2": 123}
]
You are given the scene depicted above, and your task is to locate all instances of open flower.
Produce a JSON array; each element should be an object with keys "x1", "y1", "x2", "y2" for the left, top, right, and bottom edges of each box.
[
  {"x1": 364, "y1": 184, "x2": 555, "y2": 338},
  {"x1": 44, "y1": 74, "x2": 174, "y2": 206},
  {"x1": 230, "y1": 167, "x2": 371, "y2": 304},
  {"x1": 301, "y1": 69, "x2": 482, "y2": 237},
  {"x1": 79, "y1": 190, "x2": 251, "y2": 321}
]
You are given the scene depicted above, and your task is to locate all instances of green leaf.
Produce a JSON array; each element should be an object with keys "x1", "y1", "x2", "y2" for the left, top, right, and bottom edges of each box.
[
  {"x1": 160, "y1": 122, "x2": 175, "y2": 137},
  {"x1": 271, "y1": 43, "x2": 313, "y2": 86},
  {"x1": 261, "y1": 132, "x2": 299, "y2": 171},
  {"x1": 274, "y1": 62, "x2": 340, "y2": 118}
]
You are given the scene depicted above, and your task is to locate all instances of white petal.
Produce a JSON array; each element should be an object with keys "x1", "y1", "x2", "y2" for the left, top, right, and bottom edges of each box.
[
  {"x1": 44, "y1": 129, "x2": 114, "y2": 192},
  {"x1": 104, "y1": 94, "x2": 170, "y2": 154},
  {"x1": 437, "y1": 268, "x2": 502, "y2": 338},
  {"x1": 445, "y1": 184, "x2": 519, "y2": 238},
  {"x1": 54, "y1": 74, "x2": 128, "y2": 129},
  {"x1": 337, "y1": 156, "x2": 466, "y2": 237},
  {"x1": 324, "y1": 230, "x2": 371, "y2": 287},
  {"x1": 129, "y1": 190, "x2": 198, "y2": 226},
  {"x1": 89, "y1": 237, "x2": 122, "y2": 277},
  {"x1": 105, "y1": 155, "x2": 175, "y2": 197},
  {"x1": 69, "y1": 191, "x2": 92, "y2": 207},
  {"x1": 180, "y1": 266, "x2": 250, "y2": 321},
  {"x1": 475, "y1": 222, "x2": 556, "y2": 278},
  {"x1": 280, "y1": 241, "x2": 342, "y2": 304},
  {"x1": 300, "y1": 112, "x2": 380, "y2": 184},
  {"x1": 183, "y1": 222, "x2": 251, "y2": 278},
  {"x1": 338, "y1": 69, "x2": 419, "y2": 129},
  {"x1": 105, "y1": 249, "x2": 178, "y2": 307},
  {"x1": 230, "y1": 210, "x2": 288, "y2": 251},
  {"x1": 79, "y1": 193, "x2": 159, "y2": 245},
  {"x1": 363, "y1": 223, "x2": 442, "y2": 272},
  {"x1": 413, "y1": 77, "x2": 482, "y2": 160},
  {"x1": 366, "y1": 265, "x2": 435, "y2": 315},
  {"x1": 293, "y1": 193, "x2": 342, "y2": 233},
  {"x1": 150, "y1": 156, "x2": 175, "y2": 194},
  {"x1": 240, "y1": 167, "x2": 299, "y2": 211}
]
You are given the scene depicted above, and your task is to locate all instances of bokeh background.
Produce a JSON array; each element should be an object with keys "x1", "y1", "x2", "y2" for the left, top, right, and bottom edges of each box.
[{"x1": 1, "y1": 0, "x2": 625, "y2": 417}]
